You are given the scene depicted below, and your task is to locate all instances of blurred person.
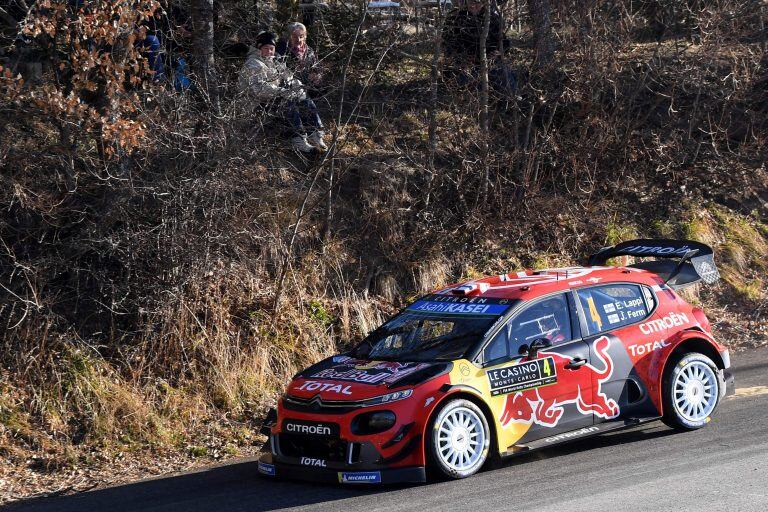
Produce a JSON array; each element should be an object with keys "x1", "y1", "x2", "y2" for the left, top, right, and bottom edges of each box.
[
  {"x1": 444, "y1": 0, "x2": 517, "y2": 97},
  {"x1": 239, "y1": 31, "x2": 327, "y2": 152},
  {"x1": 276, "y1": 22, "x2": 324, "y2": 97}
]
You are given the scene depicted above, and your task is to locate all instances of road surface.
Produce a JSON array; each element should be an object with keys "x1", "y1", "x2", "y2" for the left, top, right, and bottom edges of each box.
[{"x1": 8, "y1": 347, "x2": 768, "y2": 512}]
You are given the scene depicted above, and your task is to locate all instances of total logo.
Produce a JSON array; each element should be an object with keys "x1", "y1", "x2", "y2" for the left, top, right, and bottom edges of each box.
[
  {"x1": 300, "y1": 457, "x2": 327, "y2": 467},
  {"x1": 297, "y1": 380, "x2": 353, "y2": 395},
  {"x1": 638, "y1": 312, "x2": 689, "y2": 335},
  {"x1": 628, "y1": 340, "x2": 670, "y2": 357}
]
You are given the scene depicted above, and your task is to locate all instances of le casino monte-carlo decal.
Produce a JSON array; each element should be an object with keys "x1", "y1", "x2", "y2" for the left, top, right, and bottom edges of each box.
[{"x1": 486, "y1": 357, "x2": 557, "y2": 397}]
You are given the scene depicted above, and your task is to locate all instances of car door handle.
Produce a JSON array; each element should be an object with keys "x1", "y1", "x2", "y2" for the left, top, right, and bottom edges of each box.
[{"x1": 565, "y1": 357, "x2": 587, "y2": 369}]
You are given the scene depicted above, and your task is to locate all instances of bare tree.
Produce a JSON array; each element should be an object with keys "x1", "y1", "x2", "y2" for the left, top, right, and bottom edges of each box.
[
  {"x1": 529, "y1": 0, "x2": 555, "y2": 68},
  {"x1": 192, "y1": 0, "x2": 219, "y2": 111},
  {"x1": 427, "y1": 1, "x2": 448, "y2": 192},
  {"x1": 478, "y1": 0, "x2": 492, "y2": 201}
]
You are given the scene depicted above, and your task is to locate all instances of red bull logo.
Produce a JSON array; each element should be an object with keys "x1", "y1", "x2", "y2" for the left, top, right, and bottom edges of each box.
[
  {"x1": 499, "y1": 336, "x2": 620, "y2": 427},
  {"x1": 312, "y1": 359, "x2": 430, "y2": 384}
]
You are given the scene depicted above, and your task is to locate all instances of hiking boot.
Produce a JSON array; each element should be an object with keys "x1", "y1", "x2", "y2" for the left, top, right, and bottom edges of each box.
[
  {"x1": 308, "y1": 130, "x2": 328, "y2": 151},
  {"x1": 291, "y1": 135, "x2": 314, "y2": 153}
]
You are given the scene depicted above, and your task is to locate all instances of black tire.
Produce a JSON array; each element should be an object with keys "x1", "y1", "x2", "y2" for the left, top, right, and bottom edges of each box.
[
  {"x1": 426, "y1": 398, "x2": 491, "y2": 480},
  {"x1": 661, "y1": 352, "x2": 721, "y2": 431}
]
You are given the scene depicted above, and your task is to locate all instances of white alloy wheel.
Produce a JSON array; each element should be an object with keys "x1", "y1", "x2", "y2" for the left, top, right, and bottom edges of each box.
[
  {"x1": 429, "y1": 399, "x2": 490, "y2": 479},
  {"x1": 673, "y1": 360, "x2": 718, "y2": 422},
  {"x1": 663, "y1": 352, "x2": 721, "y2": 430}
]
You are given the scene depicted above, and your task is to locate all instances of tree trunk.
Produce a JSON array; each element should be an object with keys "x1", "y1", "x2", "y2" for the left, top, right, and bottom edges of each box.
[
  {"x1": 426, "y1": 2, "x2": 447, "y2": 205},
  {"x1": 191, "y1": 0, "x2": 219, "y2": 111},
  {"x1": 478, "y1": 0, "x2": 491, "y2": 202},
  {"x1": 479, "y1": 1, "x2": 491, "y2": 133},
  {"x1": 529, "y1": 0, "x2": 555, "y2": 69}
]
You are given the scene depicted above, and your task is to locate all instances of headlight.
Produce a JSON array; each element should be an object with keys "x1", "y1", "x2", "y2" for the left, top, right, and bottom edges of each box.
[
  {"x1": 351, "y1": 410, "x2": 397, "y2": 435},
  {"x1": 361, "y1": 389, "x2": 413, "y2": 407}
]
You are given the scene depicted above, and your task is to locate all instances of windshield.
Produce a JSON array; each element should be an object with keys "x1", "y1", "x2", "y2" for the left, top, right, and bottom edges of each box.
[{"x1": 358, "y1": 296, "x2": 512, "y2": 362}]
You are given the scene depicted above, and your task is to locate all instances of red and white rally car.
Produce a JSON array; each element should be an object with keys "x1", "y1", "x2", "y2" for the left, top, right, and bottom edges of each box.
[{"x1": 257, "y1": 239, "x2": 734, "y2": 483}]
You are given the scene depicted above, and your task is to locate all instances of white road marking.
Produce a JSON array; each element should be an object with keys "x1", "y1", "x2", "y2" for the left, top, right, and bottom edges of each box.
[{"x1": 727, "y1": 386, "x2": 768, "y2": 399}]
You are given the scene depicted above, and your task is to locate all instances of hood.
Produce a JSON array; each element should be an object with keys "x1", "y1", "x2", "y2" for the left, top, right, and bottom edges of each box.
[{"x1": 288, "y1": 356, "x2": 447, "y2": 401}]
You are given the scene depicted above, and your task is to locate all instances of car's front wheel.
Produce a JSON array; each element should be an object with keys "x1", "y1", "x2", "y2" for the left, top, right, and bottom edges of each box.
[
  {"x1": 662, "y1": 352, "x2": 721, "y2": 430},
  {"x1": 427, "y1": 398, "x2": 490, "y2": 479}
]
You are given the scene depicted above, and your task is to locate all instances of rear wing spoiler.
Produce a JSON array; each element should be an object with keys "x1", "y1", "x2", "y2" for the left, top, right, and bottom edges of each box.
[{"x1": 587, "y1": 239, "x2": 720, "y2": 289}]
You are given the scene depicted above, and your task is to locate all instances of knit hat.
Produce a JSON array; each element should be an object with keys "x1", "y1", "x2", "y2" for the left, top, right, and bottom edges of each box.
[{"x1": 255, "y1": 31, "x2": 277, "y2": 48}]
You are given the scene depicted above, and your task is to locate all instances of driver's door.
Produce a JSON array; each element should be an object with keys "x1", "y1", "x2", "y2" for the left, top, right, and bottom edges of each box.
[{"x1": 482, "y1": 293, "x2": 593, "y2": 444}]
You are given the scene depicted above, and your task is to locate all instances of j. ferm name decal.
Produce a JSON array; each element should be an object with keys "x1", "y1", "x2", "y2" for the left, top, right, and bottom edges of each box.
[
  {"x1": 487, "y1": 357, "x2": 557, "y2": 396},
  {"x1": 639, "y1": 312, "x2": 689, "y2": 335}
]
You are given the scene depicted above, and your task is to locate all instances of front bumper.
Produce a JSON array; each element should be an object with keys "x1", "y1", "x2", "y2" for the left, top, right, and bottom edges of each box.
[{"x1": 256, "y1": 453, "x2": 426, "y2": 484}]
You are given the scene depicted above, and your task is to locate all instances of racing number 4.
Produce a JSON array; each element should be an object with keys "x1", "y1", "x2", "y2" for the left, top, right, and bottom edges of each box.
[{"x1": 587, "y1": 297, "x2": 603, "y2": 331}]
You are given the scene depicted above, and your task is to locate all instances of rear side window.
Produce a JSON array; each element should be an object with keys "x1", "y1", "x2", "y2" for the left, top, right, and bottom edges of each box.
[{"x1": 577, "y1": 284, "x2": 650, "y2": 335}]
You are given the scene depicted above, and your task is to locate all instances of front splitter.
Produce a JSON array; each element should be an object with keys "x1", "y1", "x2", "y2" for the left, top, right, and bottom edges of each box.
[{"x1": 257, "y1": 454, "x2": 426, "y2": 484}]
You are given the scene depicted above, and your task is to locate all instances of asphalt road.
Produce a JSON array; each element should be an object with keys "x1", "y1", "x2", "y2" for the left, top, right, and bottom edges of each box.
[{"x1": 7, "y1": 347, "x2": 768, "y2": 512}]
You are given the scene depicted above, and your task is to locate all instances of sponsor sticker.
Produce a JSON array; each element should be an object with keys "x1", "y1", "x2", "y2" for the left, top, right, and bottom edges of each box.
[
  {"x1": 283, "y1": 419, "x2": 340, "y2": 437},
  {"x1": 296, "y1": 380, "x2": 353, "y2": 395},
  {"x1": 257, "y1": 461, "x2": 276, "y2": 476},
  {"x1": 622, "y1": 244, "x2": 692, "y2": 256},
  {"x1": 628, "y1": 340, "x2": 670, "y2": 357},
  {"x1": 312, "y1": 360, "x2": 430, "y2": 384},
  {"x1": 487, "y1": 357, "x2": 557, "y2": 397},
  {"x1": 300, "y1": 457, "x2": 327, "y2": 467},
  {"x1": 639, "y1": 312, "x2": 689, "y2": 335},
  {"x1": 543, "y1": 426, "x2": 600, "y2": 443},
  {"x1": 407, "y1": 300, "x2": 509, "y2": 315},
  {"x1": 338, "y1": 471, "x2": 382, "y2": 484}
]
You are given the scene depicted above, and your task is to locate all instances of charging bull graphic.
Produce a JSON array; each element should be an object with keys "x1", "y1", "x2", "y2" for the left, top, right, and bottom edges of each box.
[{"x1": 499, "y1": 336, "x2": 620, "y2": 427}]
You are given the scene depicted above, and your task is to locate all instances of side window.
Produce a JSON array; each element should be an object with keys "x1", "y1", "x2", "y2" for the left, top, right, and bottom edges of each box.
[
  {"x1": 482, "y1": 295, "x2": 572, "y2": 363},
  {"x1": 577, "y1": 284, "x2": 649, "y2": 335},
  {"x1": 642, "y1": 286, "x2": 656, "y2": 311}
]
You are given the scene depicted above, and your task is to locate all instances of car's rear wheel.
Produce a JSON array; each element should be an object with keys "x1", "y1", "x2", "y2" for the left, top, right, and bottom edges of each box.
[
  {"x1": 662, "y1": 352, "x2": 720, "y2": 430},
  {"x1": 427, "y1": 398, "x2": 490, "y2": 479}
]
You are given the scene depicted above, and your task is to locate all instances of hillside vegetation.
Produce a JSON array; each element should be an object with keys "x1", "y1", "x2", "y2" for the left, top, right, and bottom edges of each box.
[{"x1": 1, "y1": 0, "x2": 766, "y2": 502}]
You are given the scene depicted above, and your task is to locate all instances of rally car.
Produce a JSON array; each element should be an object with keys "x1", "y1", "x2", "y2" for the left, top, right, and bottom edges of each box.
[{"x1": 257, "y1": 239, "x2": 734, "y2": 483}]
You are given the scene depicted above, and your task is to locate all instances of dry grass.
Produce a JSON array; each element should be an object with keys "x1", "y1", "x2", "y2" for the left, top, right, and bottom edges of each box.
[{"x1": 1, "y1": 0, "x2": 767, "y2": 502}]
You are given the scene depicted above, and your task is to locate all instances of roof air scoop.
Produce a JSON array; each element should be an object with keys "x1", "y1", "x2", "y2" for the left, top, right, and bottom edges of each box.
[{"x1": 451, "y1": 282, "x2": 490, "y2": 296}]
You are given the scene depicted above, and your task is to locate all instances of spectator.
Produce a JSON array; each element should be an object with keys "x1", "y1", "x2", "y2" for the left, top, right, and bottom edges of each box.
[
  {"x1": 444, "y1": 0, "x2": 517, "y2": 97},
  {"x1": 239, "y1": 31, "x2": 328, "y2": 153},
  {"x1": 276, "y1": 22, "x2": 323, "y2": 97},
  {"x1": 136, "y1": 5, "x2": 171, "y2": 81},
  {"x1": 137, "y1": 31, "x2": 165, "y2": 81},
  {"x1": 172, "y1": 54, "x2": 193, "y2": 92}
]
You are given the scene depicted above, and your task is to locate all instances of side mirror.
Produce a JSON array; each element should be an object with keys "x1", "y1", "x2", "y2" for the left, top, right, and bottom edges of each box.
[
  {"x1": 354, "y1": 342, "x2": 371, "y2": 358},
  {"x1": 528, "y1": 338, "x2": 553, "y2": 359}
]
